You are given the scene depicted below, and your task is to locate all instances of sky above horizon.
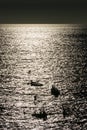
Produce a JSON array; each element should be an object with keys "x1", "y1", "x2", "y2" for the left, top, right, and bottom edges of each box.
[{"x1": 0, "y1": 0, "x2": 87, "y2": 23}]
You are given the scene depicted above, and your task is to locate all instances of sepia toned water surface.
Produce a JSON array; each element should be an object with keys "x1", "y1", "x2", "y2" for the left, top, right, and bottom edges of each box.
[{"x1": 0, "y1": 24, "x2": 87, "y2": 130}]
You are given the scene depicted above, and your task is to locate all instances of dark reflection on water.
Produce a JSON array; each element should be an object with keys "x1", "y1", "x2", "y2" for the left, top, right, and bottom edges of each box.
[{"x1": 0, "y1": 24, "x2": 87, "y2": 130}]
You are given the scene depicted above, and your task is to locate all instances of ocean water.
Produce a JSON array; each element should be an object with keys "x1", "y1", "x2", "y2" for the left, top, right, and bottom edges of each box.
[{"x1": 0, "y1": 24, "x2": 87, "y2": 130}]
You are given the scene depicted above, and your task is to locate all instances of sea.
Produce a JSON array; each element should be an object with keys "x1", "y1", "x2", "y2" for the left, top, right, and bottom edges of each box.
[{"x1": 0, "y1": 24, "x2": 87, "y2": 130}]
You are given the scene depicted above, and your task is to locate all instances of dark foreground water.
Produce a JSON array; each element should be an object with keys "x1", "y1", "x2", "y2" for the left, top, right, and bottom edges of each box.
[{"x1": 0, "y1": 24, "x2": 87, "y2": 130}]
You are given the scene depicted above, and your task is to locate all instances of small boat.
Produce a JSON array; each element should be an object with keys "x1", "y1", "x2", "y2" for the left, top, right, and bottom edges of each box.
[
  {"x1": 51, "y1": 85, "x2": 60, "y2": 97},
  {"x1": 34, "y1": 95, "x2": 37, "y2": 105},
  {"x1": 28, "y1": 70, "x2": 31, "y2": 74},
  {"x1": 32, "y1": 109, "x2": 47, "y2": 121},
  {"x1": 34, "y1": 95, "x2": 37, "y2": 101},
  {"x1": 30, "y1": 80, "x2": 43, "y2": 86}
]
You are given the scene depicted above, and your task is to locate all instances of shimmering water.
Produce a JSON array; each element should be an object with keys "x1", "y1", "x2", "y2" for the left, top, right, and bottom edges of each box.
[{"x1": 0, "y1": 24, "x2": 87, "y2": 130}]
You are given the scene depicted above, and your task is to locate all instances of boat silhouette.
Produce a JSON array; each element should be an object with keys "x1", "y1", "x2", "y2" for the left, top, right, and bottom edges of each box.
[
  {"x1": 32, "y1": 108, "x2": 47, "y2": 121},
  {"x1": 51, "y1": 85, "x2": 60, "y2": 97},
  {"x1": 30, "y1": 80, "x2": 43, "y2": 86}
]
